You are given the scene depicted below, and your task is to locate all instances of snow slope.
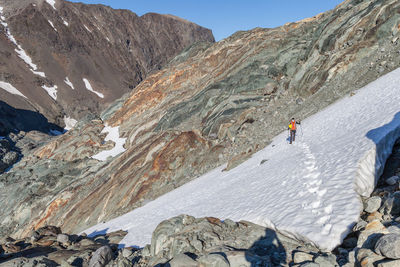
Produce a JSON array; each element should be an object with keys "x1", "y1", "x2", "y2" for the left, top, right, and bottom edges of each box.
[{"x1": 85, "y1": 69, "x2": 400, "y2": 251}]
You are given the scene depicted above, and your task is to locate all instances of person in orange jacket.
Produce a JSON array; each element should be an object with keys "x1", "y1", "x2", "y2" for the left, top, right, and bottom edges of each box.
[{"x1": 288, "y1": 118, "x2": 301, "y2": 144}]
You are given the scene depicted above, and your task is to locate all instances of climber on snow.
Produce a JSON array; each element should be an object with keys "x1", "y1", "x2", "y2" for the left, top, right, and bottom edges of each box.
[{"x1": 288, "y1": 118, "x2": 301, "y2": 144}]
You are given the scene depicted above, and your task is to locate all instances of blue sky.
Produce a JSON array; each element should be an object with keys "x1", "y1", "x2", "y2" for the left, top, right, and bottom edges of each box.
[{"x1": 68, "y1": 0, "x2": 344, "y2": 41}]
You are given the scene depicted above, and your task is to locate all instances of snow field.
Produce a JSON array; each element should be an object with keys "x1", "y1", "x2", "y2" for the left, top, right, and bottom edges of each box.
[
  {"x1": 85, "y1": 68, "x2": 400, "y2": 251},
  {"x1": 83, "y1": 78, "x2": 104, "y2": 98},
  {"x1": 0, "y1": 81, "x2": 26, "y2": 98},
  {"x1": 92, "y1": 125, "x2": 127, "y2": 161}
]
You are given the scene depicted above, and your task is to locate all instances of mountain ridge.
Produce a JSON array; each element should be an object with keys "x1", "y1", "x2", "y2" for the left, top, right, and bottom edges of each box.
[{"x1": 0, "y1": 0, "x2": 214, "y2": 131}]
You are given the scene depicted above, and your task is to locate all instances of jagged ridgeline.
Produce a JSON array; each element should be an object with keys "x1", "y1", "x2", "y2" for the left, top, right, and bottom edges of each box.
[
  {"x1": 0, "y1": 0, "x2": 400, "y2": 248},
  {"x1": 0, "y1": 0, "x2": 214, "y2": 130}
]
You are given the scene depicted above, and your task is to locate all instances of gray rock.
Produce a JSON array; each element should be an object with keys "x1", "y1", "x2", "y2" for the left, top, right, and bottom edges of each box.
[
  {"x1": 357, "y1": 248, "x2": 385, "y2": 267},
  {"x1": 386, "y1": 176, "x2": 400, "y2": 186},
  {"x1": 293, "y1": 251, "x2": 314, "y2": 264},
  {"x1": 117, "y1": 258, "x2": 133, "y2": 267},
  {"x1": 168, "y1": 254, "x2": 198, "y2": 267},
  {"x1": 375, "y1": 234, "x2": 400, "y2": 259},
  {"x1": 377, "y1": 259, "x2": 400, "y2": 267},
  {"x1": 122, "y1": 248, "x2": 134, "y2": 258},
  {"x1": 357, "y1": 220, "x2": 389, "y2": 249},
  {"x1": 314, "y1": 254, "x2": 337, "y2": 267},
  {"x1": 142, "y1": 244, "x2": 151, "y2": 257},
  {"x1": 57, "y1": 234, "x2": 70, "y2": 244},
  {"x1": 364, "y1": 196, "x2": 382, "y2": 213},
  {"x1": 387, "y1": 225, "x2": 400, "y2": 235},
  {"x1": 2, "y1": 151, "x2": 19, "y2": 165},
  {"x1": 353, "y1": 220, "x2": 368, "y2": 231},
  {"x1": 300, "y1": 263, "x2": 320, "y2": 267},
  {"x1": 89, "y1": 246, "x2": 114, "y2": 267},
  {"x1": 197, "y1": 254, "x2": 230, "y2": 267}
]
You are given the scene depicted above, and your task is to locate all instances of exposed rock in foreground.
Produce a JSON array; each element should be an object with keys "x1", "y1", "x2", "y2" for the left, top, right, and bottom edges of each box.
[
  {"x1": 0, "y1": 0, "x2": 214, "y2": 130},
  {"x1": 0, "y1": 216, "x2": 320, "y2": 267},
  {"x1": 1, "y1": 0, "x2": 400, "y2": 242}
]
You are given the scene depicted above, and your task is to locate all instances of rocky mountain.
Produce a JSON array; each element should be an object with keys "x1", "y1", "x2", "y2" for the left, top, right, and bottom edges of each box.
[
  {"x1": 0, "y1": 0, "x2": 214, "y2": 131},
  {"x1": 0, "y1": 0, "x2": 400, "y2": 249}
]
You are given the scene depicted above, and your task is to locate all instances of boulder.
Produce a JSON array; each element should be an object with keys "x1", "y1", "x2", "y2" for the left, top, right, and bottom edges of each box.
[
  {"x1": 293, "y1": 251, "x2": 314, "y2": 264},
  {"x1": 57, "y1": 234, "x2": 70, "y2": 245},
  {"x1": 314, "y1": 254, "x2": 337, "y2": 266},
  {"x1": 35, "y1": 226, "x2": 62, "y2": 237},
  {"x1": 357, "y1": 248, "x2": 385, "y2": 267},
  {"x1": 89, "y1": 246, "x2": 114, "y2": 267},
  {"x1": 353, "y1": 220, "x2": 368, "y2": 231},
  {"x1": 377, "y1": 259, "x2": 400, "y2": 267},
  {"x1": 300, "y1": 263, "x2": 320, "y2": 267},
  {"x1": 357, "y1": 220, "x2": 389, "y2": 249},
  {"x1": 168, "y1": 253, "x2": 198, "y2": 267},
  {"x1": 386, "y1": 176, "x2": 400, "y2": 186},
  {"x1": 197, "y1": 254, "x2": 230, "y2": 267},
  {"x1": 364, "y1": 196, "x2": 382, "y2": 213},
  {"x1": 375, "y1": 234, "x2": 400, "y2": 259}
]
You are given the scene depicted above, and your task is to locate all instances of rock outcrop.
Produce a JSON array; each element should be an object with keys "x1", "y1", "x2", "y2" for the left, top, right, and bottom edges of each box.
[
  {"x1": 1, "y1": 0, "x2": 400, "y2": 245},
  {"x1": 0, "y1": 0, "x2": 214, "y2": 130}
]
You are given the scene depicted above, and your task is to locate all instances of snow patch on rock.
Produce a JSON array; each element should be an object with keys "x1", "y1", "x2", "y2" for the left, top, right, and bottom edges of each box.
[
  {"x1": 62, "y1": 18, "x2": 69, "y2": 26},
  {"x1": 48, "y1": 20, "x2": 57, "y2": 32},
  {"x1": 42, "y1": 85, "x2": 58, "y2": 100},
  {"x1": 0, "y1": 81, "x2": 26, "y2": 98},
  {"x1": 64, "y1": 77, "x2": 74, "y2": 89},
  {"x1": 64, "y1": 116, "x2": 77, "y2": 131},
  {"x1": 83, "y1": 78, "x2": 104, "y2": 98},
  {"x1": 84, "y1": 68, "x2": 400, "y2": 251},
  {"x1": 84, "y1": 25, "x2": 92, "y2": 33},
  {"x1": 92, "y1": 125, "x2": 126, "y2": 161},
  {"x1": 46, "y1": 0, "x2": 56, "y2": 10},
  {"x1": 0, "y1": 7, "x2": 47, "y2": 78}
]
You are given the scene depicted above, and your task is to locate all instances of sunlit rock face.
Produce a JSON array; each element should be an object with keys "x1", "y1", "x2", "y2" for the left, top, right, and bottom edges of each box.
[{"x1": 0, "y1": 0, "x2": 214, "y2": 129}]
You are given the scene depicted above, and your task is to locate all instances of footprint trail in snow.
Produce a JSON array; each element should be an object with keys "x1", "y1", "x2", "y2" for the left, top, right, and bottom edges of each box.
[{"x1": 298, "y1": 141, "x2": 333, "y2": 235}]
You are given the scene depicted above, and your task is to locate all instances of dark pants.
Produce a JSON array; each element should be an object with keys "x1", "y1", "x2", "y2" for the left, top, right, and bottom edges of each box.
[{"x1": 290, "y1": 130, "x2": 296, "y2": 144}]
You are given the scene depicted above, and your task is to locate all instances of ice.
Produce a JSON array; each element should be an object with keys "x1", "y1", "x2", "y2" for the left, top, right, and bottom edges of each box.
[
  {"x1": 0, "y1": 81, "x2": 26, "y2": 98},
  {"x1": 62, "y1": 19, "x2": 69, "y2": 26},
  {"x1": 84, "y1": 69, "x2": 400, "y2": 251},
  {"x1": 42, "y1": 85, "x2": 58, "y2": 100},
  {"x1": 64, "y1": 116, "x2": 77, "y2": 131},
  {"x1": 46, "y1": 0, "x2": 56, "y2": 10},
  {"x1": 92, "y1": 125, "x2": 126, "y2": 161},
  {"x1": 64, "y1": 77, "x2": 74, "y2": 89},
  {"x1": 83, "y1": 78, "x2": 104, "y2": 98}
]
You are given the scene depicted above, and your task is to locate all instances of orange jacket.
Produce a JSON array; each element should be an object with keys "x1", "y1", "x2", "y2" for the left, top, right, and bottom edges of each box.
[{"x1": 289, "y1": 120, "x2": 299, "y2": 130}]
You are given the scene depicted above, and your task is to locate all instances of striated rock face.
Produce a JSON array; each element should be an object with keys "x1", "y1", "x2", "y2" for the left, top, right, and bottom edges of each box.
[
  {"x1": 1, "y1": 0, "x2": 400, "y2": 242},
  {"x1": 0, "y1": 0, "x2": 214, "y2": 129}
]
